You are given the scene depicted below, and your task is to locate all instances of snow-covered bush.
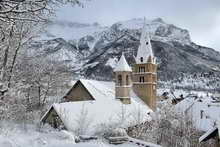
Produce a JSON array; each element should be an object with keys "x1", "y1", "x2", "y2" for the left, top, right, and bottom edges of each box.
[{"x1": 104, "y1": 128, "x2": 127, "y2": 138}]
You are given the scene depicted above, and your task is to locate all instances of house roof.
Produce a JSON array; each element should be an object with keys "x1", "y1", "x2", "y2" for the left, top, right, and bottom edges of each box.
[
  {"x1": 175, "y1": 94, "x2": 220, "y2": 131},
  {"x1": 199, "y1": 127, "x2": 218, "y2": 142},
  {"x1": 114, "y1": 53, "x2": 132, "y2": 72},
  {"x1": 42, "y1": 79, "x2": 152, "y2": 135}
]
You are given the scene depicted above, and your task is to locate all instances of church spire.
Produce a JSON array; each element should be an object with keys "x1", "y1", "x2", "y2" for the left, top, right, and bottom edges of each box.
[
  {"x1": 114, "y1": 53, "x2": 132, "y2": 72},
  {"x1": 136, "y1": 18, "x2": 154, "y2": 64}
]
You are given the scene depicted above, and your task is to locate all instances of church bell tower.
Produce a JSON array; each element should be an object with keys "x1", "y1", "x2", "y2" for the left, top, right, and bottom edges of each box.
[{"x1": 132, "y1": 20, "x2": 157, "y2": 110}]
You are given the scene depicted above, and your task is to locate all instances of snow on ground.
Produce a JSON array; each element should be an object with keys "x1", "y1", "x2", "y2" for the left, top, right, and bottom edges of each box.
[
  {"x1": 0, "y1": 122, "x2": 153, "y2": 147},
  {"x1": 0, "y1": 123, "x2": 76, "y2": 147}
]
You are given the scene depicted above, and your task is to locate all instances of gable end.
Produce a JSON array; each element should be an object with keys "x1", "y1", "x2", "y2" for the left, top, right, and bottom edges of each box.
[{"x1": 64, "y1": 80, "x2": 95, "y2": 102}]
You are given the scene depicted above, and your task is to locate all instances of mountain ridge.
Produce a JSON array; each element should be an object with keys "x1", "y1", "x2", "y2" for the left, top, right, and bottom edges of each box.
[{"x1": 29, "y1": 18, "x2": 220, "y2": 80}]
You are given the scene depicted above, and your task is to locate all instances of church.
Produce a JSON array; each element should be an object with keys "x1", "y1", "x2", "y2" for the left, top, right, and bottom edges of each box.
[{"x1": 40, "y1": 21, "x2": 158, "y2": 134}]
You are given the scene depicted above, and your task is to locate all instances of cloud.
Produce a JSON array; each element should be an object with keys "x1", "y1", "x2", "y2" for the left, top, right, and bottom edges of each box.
[{"x1": 56, "y1": 0, "x2": 220, "y2": 51}]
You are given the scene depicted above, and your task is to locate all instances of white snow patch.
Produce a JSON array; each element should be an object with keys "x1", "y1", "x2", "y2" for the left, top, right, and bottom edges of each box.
[{"x1": 105, "y1": 57, "x2": 118, "y2": 69}]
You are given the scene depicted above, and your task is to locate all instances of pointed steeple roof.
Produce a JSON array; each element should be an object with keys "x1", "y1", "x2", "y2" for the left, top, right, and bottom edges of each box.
[
  {"x1": 136, "y1": 18, "x2": 154, "y2": 64},
  {"x1": 114, "y1": 53, "x2": 132, "y2": 72}
]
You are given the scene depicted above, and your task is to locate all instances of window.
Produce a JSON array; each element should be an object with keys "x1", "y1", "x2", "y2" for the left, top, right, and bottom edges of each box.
[
  {"x1": 126, "y1": 75, "x2": 129, "y2": 85},
  {"x1": 140, "y1": 57, "x2": 143, "y2": 62},
  {"x1": 146, "y1": 41, "x2": 148, "y2": 45},
  {"x1": 139, "y1": 76, "x2": 145, "y2": 83},
  {"x1": 139, "y1": 66, "x2": 145, "y2": 73},
  {"x1": 118, "y1": 75, "x2": 122, "y2": 86},
  {"x1": 200, "y1": 110, "x2": 204, "y2": 119}
]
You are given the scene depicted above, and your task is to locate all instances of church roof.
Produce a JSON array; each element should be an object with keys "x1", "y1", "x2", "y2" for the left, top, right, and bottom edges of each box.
[
  {"x1": 41, "y1": 79, "x2": 152, "y2": 135},
  {"x1": 136, "y1": 19, "x2": 155, "y2": 64},
  {"x1": 114, "y1": 53, "x2": 132, "y2": 72}
]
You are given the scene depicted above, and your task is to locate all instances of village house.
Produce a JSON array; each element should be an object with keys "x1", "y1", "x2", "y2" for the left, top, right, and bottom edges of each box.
[
  {"x1": 174, "y1": 92, "x2": 220, "y2": 146},
  {"x1": 40, "y1": 21, "x2": 158, "y2": 135}
]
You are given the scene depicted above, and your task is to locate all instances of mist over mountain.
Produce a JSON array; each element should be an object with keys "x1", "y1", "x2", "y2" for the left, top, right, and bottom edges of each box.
[{"x1": 30, "y1": 18, "x2": 220, "y2": 80}]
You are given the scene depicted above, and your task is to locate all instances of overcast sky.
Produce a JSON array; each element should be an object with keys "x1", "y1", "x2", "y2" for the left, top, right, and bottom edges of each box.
[{"x1": 57, "y1": 0, "x2": 220, "y2": 51}]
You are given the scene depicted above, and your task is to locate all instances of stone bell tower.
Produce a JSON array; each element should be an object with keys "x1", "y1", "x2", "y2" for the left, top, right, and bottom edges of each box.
[
  {"x1": 114, "y1": 53, "x2": 132, "y2": 104},
  {"x1": 132, "y1": 20, "x2": 157, "y2": 110}
]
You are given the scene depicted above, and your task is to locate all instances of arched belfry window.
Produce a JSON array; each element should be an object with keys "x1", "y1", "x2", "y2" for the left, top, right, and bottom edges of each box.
[
  {"x1": 126, "y1": 75, "x2": 129, "y2": 85},
  {"x1": 139, "y1": 76, "x2": 145, "y2": 83},
  {"x1": 140, "y1": 57, "x2": 143, "y2": 62},
  {"x1": 118, "y1": 75, "x2": 122, "y2": 86},
  {"x1": 139, "y1": 66, "x2": 145, "y2": 73}
]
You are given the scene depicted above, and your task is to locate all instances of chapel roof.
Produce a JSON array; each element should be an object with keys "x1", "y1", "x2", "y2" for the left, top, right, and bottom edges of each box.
[{"x1": 114, "y1": 53, "x2": 132, "y2": 72}]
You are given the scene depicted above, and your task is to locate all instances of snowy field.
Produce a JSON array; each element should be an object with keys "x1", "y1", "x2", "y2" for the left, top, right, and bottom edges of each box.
[{"x1": 0, "y1": 123, "x2": 151, "y2": 147}]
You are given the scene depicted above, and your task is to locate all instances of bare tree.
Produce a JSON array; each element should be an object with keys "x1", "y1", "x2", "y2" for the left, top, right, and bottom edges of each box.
[
  {"x1": 0, "y1": 0, "x2": 83, "y2": 88},
  {"x1": 0, "y1": 0, "x2": 83, "y2": 122}
]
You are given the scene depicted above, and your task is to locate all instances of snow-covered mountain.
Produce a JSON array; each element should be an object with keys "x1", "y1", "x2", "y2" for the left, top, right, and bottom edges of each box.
[
  {"x1": 29, "y1": 18, "x2": 220, "y2": 80},
  {"x1": 42, "y1": 20, "x2": 108, "y2": 41}
]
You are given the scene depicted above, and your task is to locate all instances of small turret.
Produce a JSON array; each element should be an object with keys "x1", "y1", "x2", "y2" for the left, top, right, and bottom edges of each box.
[{"x1": 114, "y1": 53, "x2": 132, "y2": 104}]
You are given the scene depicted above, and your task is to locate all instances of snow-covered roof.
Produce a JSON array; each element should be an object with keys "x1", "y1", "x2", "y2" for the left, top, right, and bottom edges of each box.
[
  {"x1": 199, "y1": 119, "x2": 220, "y2": 142},
  {"x1": 114, "y1": 53, "x2": 132, "y2": 72},
  {"x1": 176, "y1": 94, "x2": 220, "y2": 131},
  {"x1": 44, "y1": 79, "x2": 152, "y2": 135},
  {"x1": 199, "y1": 127, "x2": 218, "y2": 142},
  {"x1": 80, "y1": 79, "x2": 115, "y2": 101},
  {"x1": 135, "y1": 19, "x2": 155, "y2": 64}
]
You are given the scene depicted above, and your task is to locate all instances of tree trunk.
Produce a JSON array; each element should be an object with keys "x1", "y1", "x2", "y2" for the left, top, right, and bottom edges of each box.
[
  {"x1": 38, "y1": 85, "x2": 41, "y2": 107},
  {"x1": 7, "y1": 40, "x2": 22, "y2": 88},
  {"x1": 0, "y1": 46, "x2": 9, "y2": 81}
]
